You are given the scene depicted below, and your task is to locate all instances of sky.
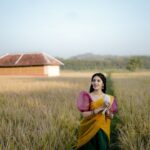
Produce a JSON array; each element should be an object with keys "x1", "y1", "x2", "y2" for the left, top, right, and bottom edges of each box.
[{"x1": 0, "y1": 0, "x2": 150, "y2": 58}]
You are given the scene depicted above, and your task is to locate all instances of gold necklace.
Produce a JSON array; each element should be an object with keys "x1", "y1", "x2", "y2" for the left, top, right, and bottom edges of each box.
[{"x1": 91, "y1": 93, "x2": 104, "y2": 101}]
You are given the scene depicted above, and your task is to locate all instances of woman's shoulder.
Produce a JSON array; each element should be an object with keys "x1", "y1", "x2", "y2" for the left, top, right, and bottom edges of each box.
[
  {"x1": 104, "y1": 94, "x2": 116, "y2": 101},
  {"x1": 104, "y1": 94, "x2": 117, "y2": 100},
  {"x1": 104, "y1": 93, "x2": 114, "y2": 97}
]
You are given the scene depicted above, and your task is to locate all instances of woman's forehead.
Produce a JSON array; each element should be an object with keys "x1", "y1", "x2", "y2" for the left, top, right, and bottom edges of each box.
[{"x1": 93, "y1": 76, "x2": 101, "y2": 80}]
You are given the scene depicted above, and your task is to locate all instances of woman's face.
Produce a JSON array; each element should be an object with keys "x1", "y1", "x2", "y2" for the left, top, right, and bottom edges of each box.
[{"x1": 91, "y1": 76, "x2": 104, "y2": 91}]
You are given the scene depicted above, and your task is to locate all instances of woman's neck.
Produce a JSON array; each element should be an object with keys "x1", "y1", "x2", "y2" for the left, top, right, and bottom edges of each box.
[
  {"x1": 92, "y1": 90, "x2": 103, "y2": 96},
  {"x1": 90, "y1": 90, "x2": 104, "y2": 101}
]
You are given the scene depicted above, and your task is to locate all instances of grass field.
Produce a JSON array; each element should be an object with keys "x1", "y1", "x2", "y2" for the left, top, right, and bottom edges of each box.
[
  {"x1": 0, "y1": 71, "x2": 149, "y2": 150},
  {"x1": 0, "y1": 75, "x2": 89, "y2": 150},
  {"x1": 111, "y1": 72, "x2": 150, "y2": 150}
]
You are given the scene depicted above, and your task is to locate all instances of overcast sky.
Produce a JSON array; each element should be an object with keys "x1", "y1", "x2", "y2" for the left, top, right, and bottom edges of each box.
[{"x1": 0, "y1": 0, "x2": 150, "y2": 58}]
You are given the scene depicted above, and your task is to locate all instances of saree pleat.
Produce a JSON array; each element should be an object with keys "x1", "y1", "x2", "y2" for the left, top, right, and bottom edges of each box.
[
  {"x1": 76, "y1": 95, "x2": 114, "y2": 149},
  {"x1": 77, "y1": 129, "x2": 109, "y2": 150}
]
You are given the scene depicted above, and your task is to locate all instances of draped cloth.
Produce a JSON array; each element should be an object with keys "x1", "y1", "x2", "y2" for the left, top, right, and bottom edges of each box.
[{"x1": 76, "y1": 94, "x2": 114, "y2": 149}]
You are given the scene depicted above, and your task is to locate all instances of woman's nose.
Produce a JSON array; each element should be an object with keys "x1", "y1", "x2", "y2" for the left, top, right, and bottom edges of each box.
[{"x1": 94, "y1": 81, "x2": 98, "y2": 84}]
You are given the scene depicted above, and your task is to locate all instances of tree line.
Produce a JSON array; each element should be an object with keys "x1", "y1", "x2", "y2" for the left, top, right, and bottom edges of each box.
[{"x1": 58, "y1": 56, "x2": 150, "y2": 71}]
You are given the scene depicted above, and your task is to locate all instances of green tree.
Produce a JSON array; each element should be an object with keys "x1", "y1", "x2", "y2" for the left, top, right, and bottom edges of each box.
[{"x1": 126, "y1": 57, "x2": 142, "y2": 71}]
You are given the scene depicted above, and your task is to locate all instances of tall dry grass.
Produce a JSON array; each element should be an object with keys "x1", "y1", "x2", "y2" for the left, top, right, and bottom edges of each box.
[
  {"x1": 0, "y1": 71, "x2": 149, "y2": 150},
  {"x1": 112, "y1": 73, "x2": 150, "y2": 150},
  {"x1": 0, "y1": 76, "x2": 91, "y2": 150}
]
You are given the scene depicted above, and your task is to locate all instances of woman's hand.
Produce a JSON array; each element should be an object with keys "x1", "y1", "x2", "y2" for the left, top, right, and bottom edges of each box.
[
  {"x1": 95, "y1": 106, "x2": 105, "y2": 114},
  {"x1": 105, "y1": 110, "x2": 114, "y2": 119},
  {"x1": 81, "y1": 106, "x2": 111, "y2": 118}
]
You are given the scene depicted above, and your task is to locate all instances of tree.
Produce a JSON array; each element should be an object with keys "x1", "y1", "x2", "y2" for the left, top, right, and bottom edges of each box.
[{"x1": 126, "y1": 57, "x2": 142, "y2": 71}]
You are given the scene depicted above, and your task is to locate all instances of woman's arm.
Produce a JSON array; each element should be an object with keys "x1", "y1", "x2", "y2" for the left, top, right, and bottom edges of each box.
[
  {"x1": 81, "y1": 110, "x2": 93, "y2": 118},
  {"x1": 81, "y1": 106, "x2": 104, "y2": 118}
]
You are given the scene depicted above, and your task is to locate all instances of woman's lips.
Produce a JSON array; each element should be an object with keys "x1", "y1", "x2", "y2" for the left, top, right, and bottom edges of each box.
[{"x1": 93, "y1": 85, "x2": 98, "y2": 88}]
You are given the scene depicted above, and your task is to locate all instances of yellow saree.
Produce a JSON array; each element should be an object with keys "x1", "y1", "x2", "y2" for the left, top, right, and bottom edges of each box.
[{"x1": 76, "y1": 94, "x2": 114, "y2": 149}]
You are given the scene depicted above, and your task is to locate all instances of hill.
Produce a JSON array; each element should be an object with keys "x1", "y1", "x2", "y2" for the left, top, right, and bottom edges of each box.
[{"x1": 57, "y1": 53, "x2": 150, "y2": 71}]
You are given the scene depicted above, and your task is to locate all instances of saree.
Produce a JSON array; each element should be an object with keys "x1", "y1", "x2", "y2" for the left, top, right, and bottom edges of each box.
[{"x1": 76, "y1": 94, "x2": 115, "y2": 149}]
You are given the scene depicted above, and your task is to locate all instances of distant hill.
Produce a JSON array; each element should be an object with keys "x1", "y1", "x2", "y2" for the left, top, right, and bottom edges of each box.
[
  {"x1": 69, "y1": 53, "x2": 130, "y2": 60},
  {"x1": 70, "y1": 53, "x2": 97, "y2": 60},
  {"x1": 57, "y1": 53, "x2": 150, "y2": 71}
]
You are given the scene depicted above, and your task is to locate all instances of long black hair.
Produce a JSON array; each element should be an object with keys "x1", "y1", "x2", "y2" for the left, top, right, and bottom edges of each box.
[{"x1": 89, "y1": 73, "x2": 106, "y2": 93}]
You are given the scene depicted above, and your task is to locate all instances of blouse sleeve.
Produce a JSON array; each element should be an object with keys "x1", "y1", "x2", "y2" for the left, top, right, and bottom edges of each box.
[{"x1": 109, "y1": 97, "x2": 118, "y2": 114}]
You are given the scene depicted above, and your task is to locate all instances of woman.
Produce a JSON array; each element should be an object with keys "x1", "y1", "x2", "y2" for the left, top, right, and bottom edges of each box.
[{"x1": 76, "y1": 73, "x2": 118, "y2": 150}]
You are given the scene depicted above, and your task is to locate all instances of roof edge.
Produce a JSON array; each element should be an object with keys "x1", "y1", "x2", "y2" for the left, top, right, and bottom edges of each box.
[
  {"x1": 0, "y1": 53, "x2": 9, "y2": 59},
  {"x1": 42, "y1": 52, "x2": 64, "y2": 65}
]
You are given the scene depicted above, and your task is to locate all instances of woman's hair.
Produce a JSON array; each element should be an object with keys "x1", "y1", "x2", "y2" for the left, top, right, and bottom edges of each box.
[{"x1": 89, "y1": 72, "x2": 106, "y2": 93}]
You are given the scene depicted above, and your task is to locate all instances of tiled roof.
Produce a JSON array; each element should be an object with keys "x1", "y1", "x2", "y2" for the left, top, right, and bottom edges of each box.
[{"x1": 0, "y1": 52, "x2": 64, "y2": 67}]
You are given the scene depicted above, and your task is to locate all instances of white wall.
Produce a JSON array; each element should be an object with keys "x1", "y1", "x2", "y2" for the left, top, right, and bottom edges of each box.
[{"x1": 44, "y1": 66, "x2": 60, "y2": 76}]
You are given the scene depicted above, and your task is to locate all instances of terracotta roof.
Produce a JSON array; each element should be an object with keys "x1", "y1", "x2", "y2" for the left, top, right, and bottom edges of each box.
[{"x1": 0, "y1": 52, "x2": 64, "y2": 67}]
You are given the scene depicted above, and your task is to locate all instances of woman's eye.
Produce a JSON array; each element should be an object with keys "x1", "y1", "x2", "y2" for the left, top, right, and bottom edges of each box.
[{"x1": 93, "y1": 79, "x2": 101, "y2": 82}]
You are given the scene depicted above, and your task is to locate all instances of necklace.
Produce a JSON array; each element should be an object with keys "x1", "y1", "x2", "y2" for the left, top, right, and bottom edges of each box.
[{"x1": 90, "y1": 92, "x2": 104, "y2": 101}]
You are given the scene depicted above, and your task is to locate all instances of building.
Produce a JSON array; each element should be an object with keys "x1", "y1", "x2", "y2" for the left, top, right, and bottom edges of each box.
[{"x1": 0, "y1": 52, "x2": 64, "y2": 77}]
